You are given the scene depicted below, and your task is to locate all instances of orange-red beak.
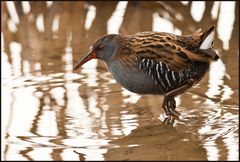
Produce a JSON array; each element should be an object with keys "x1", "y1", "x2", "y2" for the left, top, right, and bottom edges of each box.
[{"x1": 73, "y1": 51, "x2": 97, "y2": 72}]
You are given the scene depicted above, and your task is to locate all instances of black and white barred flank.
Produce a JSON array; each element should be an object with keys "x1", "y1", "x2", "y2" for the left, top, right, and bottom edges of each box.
[{"x1": 138, "y1": 58, "x2": 209, "y2": 93}]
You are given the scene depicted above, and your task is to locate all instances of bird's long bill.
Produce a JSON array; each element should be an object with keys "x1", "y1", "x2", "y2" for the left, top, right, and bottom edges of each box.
[{"x1": 73, "y1": 51, "x2": 96, "y2": 71}]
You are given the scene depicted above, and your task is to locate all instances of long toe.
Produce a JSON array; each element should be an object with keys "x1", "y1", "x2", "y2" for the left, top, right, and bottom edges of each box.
[{"x1": 168, "y1": 108, "x2": 180, "y2": 117}]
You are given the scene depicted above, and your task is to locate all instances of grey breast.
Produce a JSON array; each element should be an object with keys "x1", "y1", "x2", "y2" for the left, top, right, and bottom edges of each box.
[
  {"x1": 107, "y1": 60, "x2": 164, "y2": 95},
  {"x1": 107, "y1": 58, "x2": 209, "y2": 95}
]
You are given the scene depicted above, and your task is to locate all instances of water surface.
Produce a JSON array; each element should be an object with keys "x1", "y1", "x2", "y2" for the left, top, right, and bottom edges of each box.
[{"x1": 1, "y1": 1, "x2": 239, "y2": 161}]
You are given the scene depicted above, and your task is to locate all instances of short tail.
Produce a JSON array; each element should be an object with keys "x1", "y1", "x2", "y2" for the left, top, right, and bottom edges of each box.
[
  {"x1": 199, "y1": 25, "x2": 215, "y2": 50},
  {"x1": 199, "y1": 25, "x2": 219, "y2": 61},
  {"x1": 186, "y1": 25, "x2": 219, "y2": 62}
]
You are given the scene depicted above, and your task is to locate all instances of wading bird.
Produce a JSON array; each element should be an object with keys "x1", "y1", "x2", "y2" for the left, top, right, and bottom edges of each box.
[{"x1": 74, "y1": 25, "x2": 219, "y2": 117}]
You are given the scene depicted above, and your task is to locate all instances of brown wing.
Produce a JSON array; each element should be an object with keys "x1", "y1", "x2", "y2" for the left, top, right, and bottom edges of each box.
[
  {"x1": 133, "y1": 40, "x2": 194, "y2": 72},
  {"x1": 127, "y1": 27, "x2": 217, "y2": 72}
]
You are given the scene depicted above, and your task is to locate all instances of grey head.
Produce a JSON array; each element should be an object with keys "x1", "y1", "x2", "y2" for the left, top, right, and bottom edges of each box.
[
  {"x1": 73, "y1": 34, "x2": 121, "y2": 71},
  {"x1": 93, "y1": 34, "x2": 120, "y2": 62}
]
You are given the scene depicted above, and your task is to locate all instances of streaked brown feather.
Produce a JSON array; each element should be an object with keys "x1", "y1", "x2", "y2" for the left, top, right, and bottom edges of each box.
[{"x1": 118, "y1": 25, "x2": 218, "y2": 72}]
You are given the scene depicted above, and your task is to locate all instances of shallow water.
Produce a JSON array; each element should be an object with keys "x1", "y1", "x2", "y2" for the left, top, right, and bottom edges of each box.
[{"x1": 1, "y1": 1, "x2": 239, "y2": 161}]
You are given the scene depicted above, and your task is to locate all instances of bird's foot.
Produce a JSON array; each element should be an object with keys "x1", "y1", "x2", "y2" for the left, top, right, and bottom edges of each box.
[
  {"x1": 163, "y1": 97, "x2": 180, "y2": 118},
  {"x1": 163, "y1": 115, "x2": 177, "y2": 125}
]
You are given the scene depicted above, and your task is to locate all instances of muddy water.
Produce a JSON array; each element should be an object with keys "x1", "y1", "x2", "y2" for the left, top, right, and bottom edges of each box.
[{"x1": 1, "y1": 1, "x2": 239, "y2": 161}]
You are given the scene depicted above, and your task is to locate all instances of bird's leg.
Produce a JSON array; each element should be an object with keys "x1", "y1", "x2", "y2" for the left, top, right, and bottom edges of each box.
[
  {"x1": 163, "y1": 97, "x2": 179, "y2": 117},
  {"x1": 163, "y1": 79, "x2": 195, "y2": 117}
]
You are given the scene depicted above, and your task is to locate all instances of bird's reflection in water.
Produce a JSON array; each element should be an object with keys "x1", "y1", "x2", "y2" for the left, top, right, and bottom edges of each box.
[{"x1": 104, "y1": 121, "x2": 207, "y2": 161}]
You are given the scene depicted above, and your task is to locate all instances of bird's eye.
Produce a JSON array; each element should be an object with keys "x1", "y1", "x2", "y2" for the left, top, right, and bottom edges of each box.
[
  {"x1": 95, "y1": 45, "x2": 104, "y2": 52},
  {"x1": 98, "y1": 45, "x2": 104, "y2": 49}
]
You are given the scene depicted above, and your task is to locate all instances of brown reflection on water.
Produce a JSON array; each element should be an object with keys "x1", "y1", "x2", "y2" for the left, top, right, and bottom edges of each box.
[
  {"x1": 1, "y1": 1, "x2": 239, "y2": 161},
  {"x1": 105, "y1": 123, "x2": 208, "y2": 160}
]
